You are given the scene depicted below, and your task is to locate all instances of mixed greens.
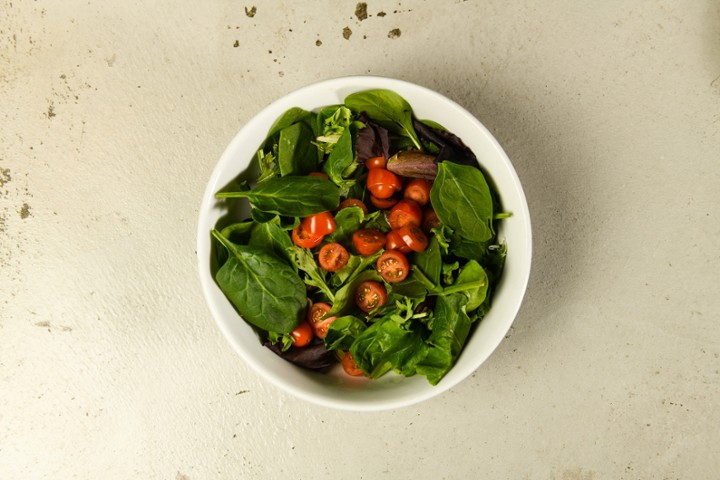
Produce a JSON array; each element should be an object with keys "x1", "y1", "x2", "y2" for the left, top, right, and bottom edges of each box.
[{"x1": 212, "y1": 89, "x2": 507, "y2": 385}]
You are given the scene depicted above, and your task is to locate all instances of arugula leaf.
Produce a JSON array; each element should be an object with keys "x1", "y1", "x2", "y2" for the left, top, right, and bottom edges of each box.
[
  {"x1": 344, "y1": 89, "x2": 422, "y2": 150},
  {"x1": 288, "y1": 245, "x2": 334, "y2": 302},
  {"x1": 217, "y1": 176, "x2": 340, "y2": 217},
  {"x1": 212, "y1": 230, "x2": 306, "y2": 334}
]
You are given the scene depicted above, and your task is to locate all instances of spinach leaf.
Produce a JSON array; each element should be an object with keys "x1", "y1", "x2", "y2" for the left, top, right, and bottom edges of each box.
[
  {"x1": 324, "y1": 315, "x2": 368, "y2": 351},
  {"x1": 219, "y1": 220, "x2": 254, "y2": 245},
  {"x1": 328, "y1": 269, "x2": 381, "y2": 317},
  {"x1": 212, "y1": 230, "x2": 306, "y2": 334},
  {"x1": 264, "y1": 107, "x2": 314, "y2": 144},
  {"x1": 443, "y1": 260, "x2": 488, "y2": 311},
  {"x1": 350, "y1": 319, "x2": 428, "y2": 378},
  {"x1": 278, "y1": 121, "x2": 317, "y2": 176},
  {"x1": 248, "y1": 220, "x2": 295, "y2": 267},
  {"x1": 415, "y1": 293, "x2": 472, "y2": 385},
  {"x1": 411, "y1": 235, "x2": 442, "y2": 291},
  {"x1": 430, "y1": 161, "x2": 494, "y2": 244},
  {"x1": 325, "y1": 205, "x2": 364, "y2": 244},
  {"x1": 217, "y1": 176, "x2": 340, "y2": 217},
  {"x1": 322, "y1": 127, "x2": 358, "y2": 190},
  {"x1": 344, "y1": 89, "x2": 422, "y2": 150}
]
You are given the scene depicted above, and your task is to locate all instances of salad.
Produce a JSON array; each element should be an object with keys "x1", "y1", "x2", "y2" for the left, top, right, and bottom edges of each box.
[{"x1": 211, "y1": 89, "x2": 508, "y2": 385}]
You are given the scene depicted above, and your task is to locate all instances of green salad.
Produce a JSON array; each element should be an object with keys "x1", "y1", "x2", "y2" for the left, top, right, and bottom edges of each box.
[{"x1": 212, "y1": 89, "x2": 507, "y2": 385}]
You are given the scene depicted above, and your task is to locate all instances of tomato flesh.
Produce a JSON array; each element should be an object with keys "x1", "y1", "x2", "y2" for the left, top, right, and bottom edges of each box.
[
  {"x1": 302, "y1": 211, "x2": 336, "y2": 236},
  {"x1": 354, "y1": 280, "x2": 387, "y2": 313},
  {"x1": 398, "y1": 225, "x2": 429, "y2": 252},
  {"x1": 292, "y1": 225, "x2": 323, "y2": 249},
  {"x1": 403, "y1": 178, "x2": 432, "y2": 206},
  {"x1": 367, "y1": 168, "x2": 402, "y2": 199},
  {"x1": 377, "y1": 250, "x2": 410, "y2": 283},
  {"x1": 290, "y1": 321, "x2": 314, "y2": 347},
  {"x1": 352, "y1": 229, "x2": 386, "y2": 256},
  {"x1": 318, "y1": 242, "x2": 350, "y2": 272},
  {"x1": 307, "y1": 302, "x2": 336, "y2": 339},
  {"x1": 341, "y1": 351, "x2": 365, "y2": 376},
  {"x1": 388, "y1": 199, "x2": 423, "y2": 230}
]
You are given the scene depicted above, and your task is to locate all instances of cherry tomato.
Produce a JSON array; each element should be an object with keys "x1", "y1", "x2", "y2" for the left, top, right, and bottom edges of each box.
[
  {"x1": 301, "y1": 211, "x2": 336, "y2": 236},
  {"x1": 318, "y1": 242, "x2": 350, "y2": 272},
  {"x1": 403, "y1": 178, "x2": 432, "y2": 206},
  {"x1": 306, "y1": 302, "x2": 336, "y2": 339},
  {"x1": 292, "y1": 225, "x2": 323, "y2": 249},
  {"x1": 354, "y1": 280, "x2": 387, "y2": 313},
  {"x1": 308, "y1": 171, "x2": 329, "y2": 180},
  {"x1": 365, "y1": 156, "x2": 386, "y2": 170},
  {"x1": 370, "y1": 194, "x2": 399, "y2": 210},
  {"x1": 385, "y1": 229, "x2": 412, "y2": 254},
  {"x1": 352, "y1": 229, "x2": 386, "y2": 256},
  {"x1": 398, "y1": 225, "x2": 429, "y2": 252},
  {"x1": 388, "y1": 199, "x2": 423, "y2": 230},
  {"x1": 422, "y1": 207, "x2": 441, "y2": 232},
  {"x1": 341, "y1": 351, "x2": 365, "y2": 376},
  {"x1": 377, "y1": 250, "x2": 410, "y2": 283},
  {"x1": 290, "y1": 321, "x2": 314, "y2": 347},
  {"x1": 367, "y1": 168, "x2": 402, "y2": 199},
  {"x1": 338, "y1": 198, "x2": 369, "y2": 215}
]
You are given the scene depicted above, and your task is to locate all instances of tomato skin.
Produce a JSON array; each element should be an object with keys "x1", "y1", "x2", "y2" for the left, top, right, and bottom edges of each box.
[
  {"x1": 367, "y1": 168, "x2": 402, "y2": 199},
  {"x1": 306, "y1": 302, "x2": 336, "y2": 339},
  {"x1": 354, "y1": 280, "x2": 388, "y2": 313},
  {"x1": 398, "y1": 225, "x2": 429, "y2": 252},
  {"x1": 403, "y1": 178, "x2": 432, "y2": 206},
  {"x1": 308, "y1": 171, "x2": 329, "y2": 180},
  {"x1": 290, "y1": 321, "x2": 314, "y2": 347},
  {"x1": 377, "y1": 250, "x2": 410, "y2": 283},
  {"x1": 318, "y1": 242, "x2": 350, "y2": 272},
  {"x1": 338, "y1": 198, "x2": 369, "y2": 215},
  {"x1": 292, "y1": 225, "x2": 323, "y2": 249},
  {"x1": 422, "y1": 207, "x2": 441, "y2": 232},
  {"x1": 352, "y1": 229, "x2": 386, "y2": 256},
  {"x1": 370, "y1": 194, "x2": 399, "y2": 210},
  {"x1": 341, "y1": 351, "x2": 365, "y2": 376},
  {"x1": 388, "y1": 199, "x2": 423, "y2": 230},
  {"x1": 301, "y1": 211, "x2": 336, "y2": 236},
  {"x1": 385, "y1": 229, "x2": 412, "y2": 254},
  {"x1": 365, "y1": 156, "x2": 386, "y2": 170}
]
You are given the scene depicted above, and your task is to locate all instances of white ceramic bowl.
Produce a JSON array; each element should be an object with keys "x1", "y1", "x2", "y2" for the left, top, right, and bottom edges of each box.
[{"x1": 197, "y1": 76, "x2": 532, "y2": 411}]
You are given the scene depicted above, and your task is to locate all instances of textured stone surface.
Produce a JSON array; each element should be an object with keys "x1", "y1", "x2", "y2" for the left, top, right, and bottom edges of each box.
[{"x1": 1, "y1": 1, "x2": 719, "y2": 478}]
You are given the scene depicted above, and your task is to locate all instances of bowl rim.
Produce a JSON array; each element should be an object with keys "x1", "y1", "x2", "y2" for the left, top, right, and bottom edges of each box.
[{"x1": 197, "y1": 75, "x2": 532, "y2": 411}]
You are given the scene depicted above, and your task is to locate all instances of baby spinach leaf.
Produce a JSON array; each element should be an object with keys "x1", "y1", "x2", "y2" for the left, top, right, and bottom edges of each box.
[
  {"x1": 248, "y1": 221, "x2": 295, "y2": 267},
  {"x1": 217, "y1": 176, "x2": 340, "y2": 217},
  {"x1": 350, "y1": 319, "x2": 428, "y2": 378},
  {"x1": 344, "y1": 89, "x2": 422, "y2": 150},
  {"x1": 325, "y1": 205, "x2": 365, "y2": 244},
  {"x1": 219, "y1": 220, "x2": 254, "y2": 246},
  {"x1": 430, "y1": 161, "x2": 494, "y2": 244},
  {"x1": 324, "y1": 315, "x2": 368, "y2": 351},
  {"x1": 265, "y1": 107, "x2": 314, "y2": 144},
  {"x1": 444, "y1": 260, "x2": 488, "y2": 312},
  {"x1": 278, "y1": 121, "x2": 317, "y2": 176},
  {"x1": 322, "y1": 127, "x2": 358, "y2": 190},
  {"x1": 411, "y1": 236, "x2": 442, "y2": 290},
  {"x1": 212, "y1": 230, "x2": 306, "y2": 334}
]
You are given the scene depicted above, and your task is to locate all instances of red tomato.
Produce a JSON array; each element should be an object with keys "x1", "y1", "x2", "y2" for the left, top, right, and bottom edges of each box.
[
  {"x1": 352, "y1": 229, "x2": 386, "y2": 256},
  {"x1": 422, "y1": 207, "x2": 441, "y2": 232},
  {"x1": 376, "y1": 250, "x2": 410, "y2": 283},
  {"x1": 318, "y1": 242, "x2": 350, "y2": 272},
  {"x1": 367, "y1": 168, "x2": 402, "y2": 199},
  {"x1": 365, "y1": 156, "x2": 386, "y2": 170},
  {"x1": 338, "y1": 198, "x2": 369, "y2": 215},
  {"x1": 398, "y1": 225, "x2": 429, "y2": 252},
  {"x1": 290, "y1": 321, "x2": 314, "y2": 347},
  {"x1": 306, "y1": 302, "x2": 336, "y2": 339},
  {"x1": 308, "y1": 171, "x2": 329, "y2": 180},
  {"x1": 301, "y1": 211, "x2": 336, "y2": 236},
  {"x1": 388, "y1": 199, "x2": 423, "y2": 230},
  {"x1": 370, "y1": 194, "x2": 399, "y2": 210},
  {"x1": 385, "y1": 229, "x2": 412, "y2": 254},
  {"x1": 341, "y1": 351, "x2": 365, "y2": 376},
  {"x1": 354, "y1": 280, "x2": 387, "y2": 313},
  {"x1": 403, "y1": 178, "x2": 432, "y2": 206},
  {"x1": 292, "y1": 225, "x2": 323, "y2": 249}
]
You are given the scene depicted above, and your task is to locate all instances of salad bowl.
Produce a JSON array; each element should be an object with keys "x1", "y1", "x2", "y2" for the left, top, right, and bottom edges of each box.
[{"x1": 197, "y1": 75, "x2": 531, "y2": 411}]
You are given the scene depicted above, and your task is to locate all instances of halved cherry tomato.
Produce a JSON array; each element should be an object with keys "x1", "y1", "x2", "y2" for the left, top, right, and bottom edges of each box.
[
  {"x1": 367, "y1": 168, "x2": 402, "y2": 199},
  {"x1": 377, "y1": 250, "x2": 410, "y2": 283},
  {"x1": 403, "y1": 178, "x2": 432, "y2": 206},
  {"x1": 338, "y1": 198, "x2": 369, "y2": 215},
  {"x1": 292, "y1": 225, "x2": 323, "y2": 249},
  {"x1": 318, "y1": 242, "x2": 349, "y2": 272},
  {"x1": 385, "y1": 229, "x2": 412, "y2": 254},
  {"x1": 422, "y1": 207, "x2": 440, "y2": 232},
  {"x1": 306, "y1": 302, "x2": 336, "y2": 339},
  {"x1": 341, "y1": 351, "x2": 365, "y2": 376},
  {"x1": 290, "y1": 321, "x2": 314, "y2": 347},
  {"x1": 301, "y1": 211, "x2": 336, "y2": 236},
  {"x1": 352, "y1": 229, "x2": 386, "y2": 256},
  {"x1": 308, "y1": 171, "x2": 329, "y2": 180},
  {"x1": 354, "y1": 280, "x2": 387, "y2": 313},
  {"x1": 388, "y1": 199, "x2": 423, "y2": 230},
  {"x1": 398, "y1": 225, "x2": 429, "y2": 252},
  {"x1": 370, "y1": 194, "x2": 399, "y2": 210},
  {"x1": 366, "y1": 156, "x2": 386, "y2": 170}
]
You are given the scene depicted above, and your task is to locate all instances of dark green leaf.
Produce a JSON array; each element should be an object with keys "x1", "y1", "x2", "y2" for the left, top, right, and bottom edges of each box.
[
  {"x1": 324, "y1": 315, "x2": 368, "y2": 351},
  {"x1": 278, "y1": 121, "x2": 317, "y2": 176},
  {"x1": 350, "y1": 319, "x2": 428, "y2": 378},
  {"x1": 344, "y1": 89, "x2": 422, "y2": 150}
]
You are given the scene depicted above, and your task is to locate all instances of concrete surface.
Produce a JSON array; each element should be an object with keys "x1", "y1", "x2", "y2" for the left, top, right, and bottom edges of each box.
[{"x1": 2, "y1": 1, "x2": 719, "y2": 479}]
